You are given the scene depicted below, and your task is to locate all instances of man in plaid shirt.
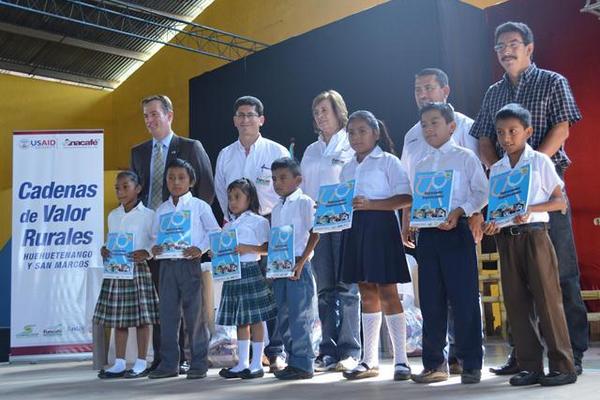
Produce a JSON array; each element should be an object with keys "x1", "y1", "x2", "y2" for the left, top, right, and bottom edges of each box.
[{"x1": 470, "y1": 21, "x2": 588, "y2": 376}]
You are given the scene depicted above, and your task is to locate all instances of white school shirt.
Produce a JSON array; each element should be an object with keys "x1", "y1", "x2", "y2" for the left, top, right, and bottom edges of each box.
[
  {"x1": 401, "y1": 110, "x2": 478, "y2": 186},
  {"x1": 300, "y1": 129, "x2": 355, "y2": 201},
  {"x1": 107, "y1": 202, "x2": 155, "y2": 255},
  {"x1": 215, "y1": 135, "x2": 289, "y2": 218},
  {"x1": 414, "y1": 138, "x2": 488, "y2": 217},
  {"x1": 223, "y1": 211, "x2": 270, "y2": 262},
  {"x1": 490, "y1": 144, "x2": 563, "y2": 224},
  {"x1": 152, "y1": 191, "x2": 220, "y2": 252},
  {"x1": 340, "y1": 146, "x2": 411, "y2": 199},
  {"x1": 271, "y1": 188, "x2": 316, "y2": 260}
]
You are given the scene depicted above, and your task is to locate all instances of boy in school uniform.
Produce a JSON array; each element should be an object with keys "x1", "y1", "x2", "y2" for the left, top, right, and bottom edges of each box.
[
  {"x1": 269, "y1": 157, "x2": 320, "y2": 380},
  {"x1": 410, "y1": 103, "x2": 488, "y2": 384},
  {"x1": 483, "y1": 103, "x2": 576, "y2": 387}
]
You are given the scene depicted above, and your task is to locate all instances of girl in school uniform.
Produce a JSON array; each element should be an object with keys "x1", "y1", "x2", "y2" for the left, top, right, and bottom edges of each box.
[
  {"x1": 339, "y1": 110, "x2": 413, "y2": 381},
  {"x1": 217, "y1": 178, "x2": 277, "y2": 379},
  {"x1": 94, "y1": 171, "x2": 159, "y2": 379}
]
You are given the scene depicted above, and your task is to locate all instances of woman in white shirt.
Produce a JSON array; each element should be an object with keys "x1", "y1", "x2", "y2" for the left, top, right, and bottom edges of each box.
[{"x1": 300, "y1": 90, "x2": 361, "y2": 373}]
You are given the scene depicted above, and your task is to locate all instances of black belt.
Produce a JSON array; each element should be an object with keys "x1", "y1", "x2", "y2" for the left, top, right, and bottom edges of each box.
[{"x1": 500, "y1": 222, "x2": 549, "y2": 236}]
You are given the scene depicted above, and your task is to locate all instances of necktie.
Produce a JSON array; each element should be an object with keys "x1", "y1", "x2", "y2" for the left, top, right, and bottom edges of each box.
[{"x1": 150, "y1": 143, "x2": 164, "y2": 209}]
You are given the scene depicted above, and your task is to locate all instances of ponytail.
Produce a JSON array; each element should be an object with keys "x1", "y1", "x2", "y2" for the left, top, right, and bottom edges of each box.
[{"x1": 376, "y1": 119, "x2": 396, "y2": 156}]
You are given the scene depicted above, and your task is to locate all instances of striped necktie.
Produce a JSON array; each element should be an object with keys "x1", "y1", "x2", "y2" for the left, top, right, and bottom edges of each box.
[{"x1": 150, "y1": 143, "x2": 164, "y2": 209}]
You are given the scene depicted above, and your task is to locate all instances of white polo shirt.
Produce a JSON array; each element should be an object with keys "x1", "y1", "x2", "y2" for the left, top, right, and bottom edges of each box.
[
  {"x1": 300, "y1": 129, "x2": 355, "y2": 201},
  {"x1": 271, "y1": 188, "x2": 315, "y2": 259},
  {"x1": 215, "y1": 135, "x2": 289, "y2": 218},
  {"x1": 223, "y1": 210, "x2": 270, "y2": 262},
  {"x1": 490, "y1": 144, "x2": 564, "y2": 223},
  {"x1": 107, "y1": 202, "x2": 155, "y2": 254}
]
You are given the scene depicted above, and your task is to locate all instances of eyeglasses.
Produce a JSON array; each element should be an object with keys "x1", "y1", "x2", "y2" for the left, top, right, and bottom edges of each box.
[
  {"x1": 494, "y1": 41, "x2": 525, "y2": 53},
  {"x1": 234, "y1": 112, "x2": 260, "y2": 119}
]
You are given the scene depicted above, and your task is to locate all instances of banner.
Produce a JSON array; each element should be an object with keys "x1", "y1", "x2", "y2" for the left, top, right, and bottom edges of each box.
[{"x1": 11, "y1": 130, "x2": 104, "y2": 359}]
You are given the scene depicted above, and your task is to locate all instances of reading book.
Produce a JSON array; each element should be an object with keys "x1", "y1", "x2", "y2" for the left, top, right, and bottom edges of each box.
[
  {"x1": 410, "y1": 170, "x2": 454, "y2": 228},
  {"x1": 155, "y1": 210, "x2": 191, "y2": 259},
  {"x1": 314, "y1": 180, "x2": 355, "y2": 233},
  {"x1": 266, "y1": 225, "x2": 295, "y2": 279},
  {"x1": 104, "y1": 232, "x2": 134, "y2": 280},
  {"x1": 487, "y1": 164, "x2": 531, "y2": 228},
  {"x1": 210, "y1": 229, "x2": 241, "y2": 282}
]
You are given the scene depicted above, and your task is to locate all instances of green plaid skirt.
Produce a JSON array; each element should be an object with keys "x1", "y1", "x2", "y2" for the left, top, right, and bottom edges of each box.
[
  {"x1": 217, "y1": 261, "x2": 277, "y2": 326},
  {"x1": 93, "y1": 262, "x2": 159, "y2": 328}
]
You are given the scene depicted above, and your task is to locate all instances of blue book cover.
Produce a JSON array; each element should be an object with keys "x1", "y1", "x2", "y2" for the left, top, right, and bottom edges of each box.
[
  {"x1": 104, "y1": 232, "x2": 134, "y2": 280},
  {"x1": 210, "y1": 229, "x2": 241, "y2": 282},
  {"x1": 314, "y1": 180, "x2": 355, "y2": 233},
  {"x1": 266, "y1": 225, "x2": 295, "y2": 279},
  {"x1": 487, "y1": 164, "x2": 532, "y2": 227},
  {"x1": 410, "y1": 170, "x2": 454, "y2": 228},
  {"x1": 155, "y1": 210, "x2": 192, "y2": 259}
]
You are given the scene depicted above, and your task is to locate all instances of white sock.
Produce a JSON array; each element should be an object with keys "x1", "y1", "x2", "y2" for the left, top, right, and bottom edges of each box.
[
  {"x1": 132, "y1": 358, "x2": 147, "y2": 374},
  {"x1": 250, "y1": 342, "x2": 265, "y2": 372},
  {"x1": 385, "y1": 313, "x2": 409, "y2": 366},
  {"x1": 231, "y1": 339, "x2": 250, "y2": 372},
  {"x1": 361, "y1": 312, "x2": 382, "y2": 368},
  {"x1": 106, "y1": 358, "x2": 126, "y2": 373}
]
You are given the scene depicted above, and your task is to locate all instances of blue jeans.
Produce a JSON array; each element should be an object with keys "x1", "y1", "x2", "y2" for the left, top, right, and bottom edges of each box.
[
  {"x1": 272, "y1": 261, "x2": 318, "y2": 373},
  {"x1": 312, "y1": 232, "x2": 361, "y2": 360}
]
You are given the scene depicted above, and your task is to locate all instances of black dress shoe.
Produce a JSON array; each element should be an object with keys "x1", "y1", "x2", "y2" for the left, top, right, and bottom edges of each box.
[
  {"x1": 575, "y1": 364, "x2": 583, "y2": 376},
  {"x1": 219, "y1": 368, "x2": 244, "y2": 379},
  {"x1": 98, "y1": 369, "x2": 126, "y2": 379},
  {"x1": 179, "y1": 360, "x2": 190, "y2": 374},
  {"x1": 489, "y1": 357, "x2": 520, "y2": 375},
  {"x1": 539, "y1": 371, "x2": 577, "y2": 387},
  {"x1": 148, "y1": 360, "x2": 161, "y2": 372},
  {"x1": 509, "y1": 371, "x2": 542, "y2": 386},
  {"x1": 124, "y1": 369, "x2": 150, "y2": 379},
  {"x1": 148, "y1": 369, "x2": 179, "y2": 379},
  {"x1": 186, "y1": 369, "x2": 207, "y2": 380},
  {"x1": 275, "y1": 366, "x2": 313, "y2": 380},
  {"x1": 241, "y1": 368, "x2": 265, "y2": 379}
]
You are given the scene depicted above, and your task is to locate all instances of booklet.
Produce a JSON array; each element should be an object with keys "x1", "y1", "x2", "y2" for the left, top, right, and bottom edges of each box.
[
  {"x1": 266, "y1": 225, "x2": 295, "y2": 279},
  {"x1": 209, "y1": 229, "x2": 242, "y2": 282},
  {"x1": 104, "y1": 232, "x2": 134, "y2": 280},
  {"x1": 487, "y1": 164, "x2": 532, "y2": 227},
  {"x1": 314, "y1": 180, "x2": 355, "y2": 233},
  {"x1": 155, "y1": 210, "x2": 192, "y2": 259},
  {"x1": 410, "y1": 170, "x2": 454, "y2": 228}
]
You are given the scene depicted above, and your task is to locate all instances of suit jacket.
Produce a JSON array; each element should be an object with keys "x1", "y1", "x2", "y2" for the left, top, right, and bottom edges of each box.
[{"x1": 130, "y1": 134, "x2": 215, "y2": 206}]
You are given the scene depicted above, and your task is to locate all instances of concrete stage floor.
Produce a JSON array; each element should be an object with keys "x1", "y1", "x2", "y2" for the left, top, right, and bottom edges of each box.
[{"x1": 1, "y1": 341, "x2": 599, "y2": 400}]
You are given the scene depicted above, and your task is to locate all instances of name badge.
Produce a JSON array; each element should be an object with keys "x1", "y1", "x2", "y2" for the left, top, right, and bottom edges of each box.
[
  {"x1": 256, "y1": 176, "x2": 271, "y2": 186},
  {"x1": 331, "y1": 158, "x2": 345, "y2": 166}
]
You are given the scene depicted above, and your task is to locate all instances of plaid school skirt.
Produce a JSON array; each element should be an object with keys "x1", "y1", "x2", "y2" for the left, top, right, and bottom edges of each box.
[
  {"x1": 217, "y1": 261, "x2": 277, "y2": 326},
  {"x1": 93, "y1": 261, "x2": 159, "y2": 328}
]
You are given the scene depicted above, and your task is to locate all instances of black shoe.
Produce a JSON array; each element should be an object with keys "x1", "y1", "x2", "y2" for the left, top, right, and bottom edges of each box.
[
  {"x1": 179, "y1": 360, "x2": 190, "y2": 374},
  {"x1": 461, "y1": 369, "x2": 481, "y2": 384},
  {"x1": 148, "y1": 360, "x2": 161, "y2": 372},
  {"x1": 575, "y1": 364, "x2": 583, "y2": 376},
  {"x1": 148, "y1": 369, "x2": 179, "y2": 379},
  {"x1": 219, "y1": 368, "x2": 244, "y2": 379},
  {"x1": 275, "y1": 366, "x2": 313, "y2": 380},
  {"x1": 509, "y1": 371, "x2": 542, "y2": 386},
  {"x1": 539, "y1": 371, "x2": 577, "y2": 387},
  {"x1": 241, "y1": 368, "x2": 265, "y2": 379},
  {"x1": 98, "y1": 369, "x2": 126, "y2": 379},
  {"x1": 186, "y1": 369, "x2": 207, "y2": 380},
  {"x1": 490, "y1": 357, "x2": 520, "y2": 375},
  {"x1": 124, "y1": 369, "x2": 150, "y2": 379}
]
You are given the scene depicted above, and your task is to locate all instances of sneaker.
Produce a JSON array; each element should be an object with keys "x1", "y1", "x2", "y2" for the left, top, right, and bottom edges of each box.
[
  {"x1": 461, "y1": 369, "x2": 481, "y2": 384},
  {"x1": 268, "y1": 355, "x2": 287, "y2": 373},
  {"x1": 274, "y1": 366, "x2": 313, "y2": 380},
  {"x1": 411, "y1": 367, "x2": 449, "y2": 384},
  {"x1": 393, "y1": 363, "x2": 411, "y2": 381},
  {"x1": 343, "y1": 362, "x2": 379, "y2": 380},
  {"x1": 315, "y1": 355, "x2": 338, "y2": 372},
  {"x1": 335, "y1": 356, "x2": 359, "y2": 372},
  {"x1": 448, "y1": 358, "x2": 463, "y2": 375},
  {"x1": 179, "y1": 360, "x2": 190, "y2": 375}
]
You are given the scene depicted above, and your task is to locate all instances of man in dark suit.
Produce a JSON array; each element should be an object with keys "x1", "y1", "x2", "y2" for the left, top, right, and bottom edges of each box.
[{"x1": 130, "y1": 94, "x2": 215, "y2": 373}]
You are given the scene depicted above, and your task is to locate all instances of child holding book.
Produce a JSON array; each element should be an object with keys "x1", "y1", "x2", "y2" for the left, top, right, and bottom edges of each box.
[
  {"x1": 269, "y1": 157, "x2": 320, "y2": 380},
  {"x1": 339, "y1": 110, "x2": 413, "y2": 381},
  {"x1": 409, "y1": 103, "x2": 487, "y2": 385},
  {"x1": 149, "y1": 158, "x2": 220, "y2": 380},
  {"x1": 216, "y1": 178, "x2": 277, "y2": 379},
  {"x1": 94, "y1": 171, "x2": 159, "y2": 379},
  {"x1": 482, "y1": 103, "x2": 576, "y2": 387}
]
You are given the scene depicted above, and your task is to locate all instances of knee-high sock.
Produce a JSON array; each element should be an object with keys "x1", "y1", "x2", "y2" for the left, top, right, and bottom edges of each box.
[
  {"x1": 232, "y1": 339, "x2": 250, "y2": 372},
  {"x1": 250, "y1": 341, "x2": 265, "y2": 372},
  {"x1": 385, "y1": 313, "x2": 408, "y2": 365},
  {"x1": 362, "y1": 312, "x2": 382, "y2": 368}
]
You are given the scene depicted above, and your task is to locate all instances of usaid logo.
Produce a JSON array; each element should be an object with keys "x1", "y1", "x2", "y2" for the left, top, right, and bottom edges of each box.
[
  {"x1": 63, "y1": 138, "x2": 99, "y2": 148},
  {"x1": 19, "y1": 138, "x2": 57, "y2": 149}
]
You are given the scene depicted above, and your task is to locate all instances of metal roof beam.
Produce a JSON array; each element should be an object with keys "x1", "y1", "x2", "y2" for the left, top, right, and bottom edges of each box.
[{"x1": 0, "y1": 21, "x2": 150, "y2": 61}]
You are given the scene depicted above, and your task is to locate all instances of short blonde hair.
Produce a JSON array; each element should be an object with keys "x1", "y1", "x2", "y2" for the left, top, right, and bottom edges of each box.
[
  {"x1": 141, "y1": 94, "x2": 173, "y2": 113},
  {"x1": 311, "y1": 90, "x2": 348, "y2": 134}
]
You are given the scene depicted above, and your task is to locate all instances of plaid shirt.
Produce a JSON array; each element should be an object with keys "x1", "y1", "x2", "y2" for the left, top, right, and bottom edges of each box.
[{"x1": 470, "y1": 63, "x2": 582, "y2": 172}]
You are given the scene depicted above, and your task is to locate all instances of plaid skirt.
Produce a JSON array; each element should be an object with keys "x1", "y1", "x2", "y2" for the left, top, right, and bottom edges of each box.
[
  {"x1": 93, "y1": 261, "x2": 159, "y2": 328},
  {"x1": 217, "y1": 261, "x2": 277, "y2": 326}
]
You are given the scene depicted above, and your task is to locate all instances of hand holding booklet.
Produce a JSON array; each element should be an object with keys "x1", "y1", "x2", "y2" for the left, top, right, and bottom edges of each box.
[
  {"x1": 487, "y1": 164, "x2": 531, "y2": 228},
  {"x1": 210, "y1": 229, "x2": 241, "y2": 282},
  {"x1": 104, "y1": 232, "x2": 134, "y2": 279},
  {"x1": 410, "y1": 170, "x2": 454, "y2": 228},
  {"x1": 266, "y1": 225, "x2": 295, "y2": 279},
  {"x1": 155, "y1": 210, "x2": 192, "y2": 259},
  {"x1": 314, "y1": 180, "x2": 355, "y2": 233}
]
